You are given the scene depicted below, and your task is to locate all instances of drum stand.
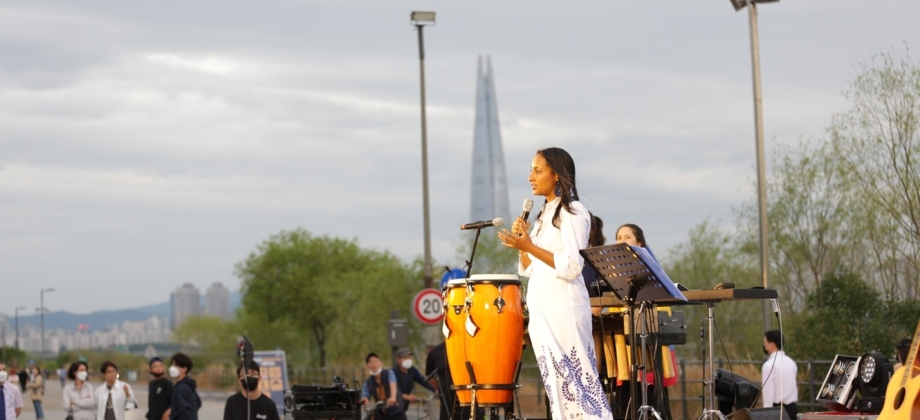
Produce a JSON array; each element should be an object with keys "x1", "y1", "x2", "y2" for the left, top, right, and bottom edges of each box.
[
  {"x1": 457, "y1": 360, "x2": 523, "y2": 420},
  {"x1": 697, "y1": 301, "x2": 728, "y2": 420}
]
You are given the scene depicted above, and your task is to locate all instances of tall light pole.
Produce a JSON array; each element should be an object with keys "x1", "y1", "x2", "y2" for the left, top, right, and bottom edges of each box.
[
  {"x1": 411, "y1": 11, "x2": 436, "y2": 288},
  {"x1": 38, "y1": 287, "x2": 56, "y2": 359},
  {"x1": 730, "y1": 0, "x2": 777, "y2": 333},
  {"x1": 14, "y1": 306, "x2": 27, "y2": 350}
]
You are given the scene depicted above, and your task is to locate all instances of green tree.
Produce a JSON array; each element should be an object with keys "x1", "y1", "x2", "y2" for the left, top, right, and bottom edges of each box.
[
  {"x1": 830, "y1": 47, "x2": 920, "y2": 301},
  {"x1": 172, "y1": 316, "x2": 240, "y2": 364},
  {"x1": 0, "y1": 347, "x2": 29, "y2": 367},
  {"x1": 736, "y1": 140, "x2": 862, "y2": 311},
  {"x1": 664, "y1": 220, "x2": 763, "y2": 357},
  {"x1": 235, "y1": 229, "x2": 420, "y2": 367},
  {"x1": 789, "y1": 273, "x2": 897, "y2": 359},
  {"x1": 455, "y1": 231, "x2": 518, "y2": 276}
]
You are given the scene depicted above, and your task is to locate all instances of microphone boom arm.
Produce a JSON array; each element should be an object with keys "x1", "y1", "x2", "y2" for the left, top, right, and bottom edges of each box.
[{"x1": 463, "y1": 227, "x2": 483, "y2": 278}]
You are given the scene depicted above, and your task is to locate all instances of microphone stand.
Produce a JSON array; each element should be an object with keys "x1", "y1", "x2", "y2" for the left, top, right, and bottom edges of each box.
[
  {"x1": 463, "y1": 228, "x2": 483, "y2": 277},
  {"x1": 238, "y1": 336, "x2": 254, "y2": 420}
]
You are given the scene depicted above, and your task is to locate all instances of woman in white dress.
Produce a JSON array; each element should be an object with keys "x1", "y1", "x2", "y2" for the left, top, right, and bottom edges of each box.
[{"x1": 498, "y1": 147, "x2": 612, "y2": 420}]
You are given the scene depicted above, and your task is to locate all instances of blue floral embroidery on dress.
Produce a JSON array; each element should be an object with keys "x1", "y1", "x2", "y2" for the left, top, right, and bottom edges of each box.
[
  {"x1": 537, "y1": 354, "x2": 555, "y2": 413},
  {"x1": 538, "y1": 345, "x2": 610, "y2": 419}
]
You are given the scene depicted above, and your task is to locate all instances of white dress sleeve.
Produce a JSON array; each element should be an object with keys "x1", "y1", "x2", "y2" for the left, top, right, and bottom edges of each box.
[{"x1": 552, "y1": 202, "x2": 590, "y2": 281}]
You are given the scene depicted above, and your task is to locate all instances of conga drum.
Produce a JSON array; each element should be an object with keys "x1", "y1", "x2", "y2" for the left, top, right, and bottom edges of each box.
[
  {"x1": 464, "y1": 274, "x2": 524, "y2": 405},
  {"x1": 443, "y1": 279, "x2": 472, "y2": 404}
]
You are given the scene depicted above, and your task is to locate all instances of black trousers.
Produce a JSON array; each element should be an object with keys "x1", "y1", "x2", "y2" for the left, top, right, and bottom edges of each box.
[{"x1": 773, "y1": 402, "x2": 798, "y2": 420}]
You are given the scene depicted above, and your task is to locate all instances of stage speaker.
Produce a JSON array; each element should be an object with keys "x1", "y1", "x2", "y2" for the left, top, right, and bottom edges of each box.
[{"x1": 728, "y1": 407, "x2": 791, "y2": 420}]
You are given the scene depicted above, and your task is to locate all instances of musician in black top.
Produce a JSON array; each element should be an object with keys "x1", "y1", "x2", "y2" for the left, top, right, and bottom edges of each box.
[{"x1": 223, "y1": 361, "x2": 280, "y2": 420}]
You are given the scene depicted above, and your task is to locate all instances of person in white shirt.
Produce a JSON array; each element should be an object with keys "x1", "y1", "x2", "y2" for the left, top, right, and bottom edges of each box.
[
  {"x1": 94, "y1": 361, "x2": 137, "y2": 420},
  {"x1": 1, "y1": 362, "x2": 25, "y2": 419},
  {"x1": 761, "y1": 330, "x2": 797, "y2": 420}
]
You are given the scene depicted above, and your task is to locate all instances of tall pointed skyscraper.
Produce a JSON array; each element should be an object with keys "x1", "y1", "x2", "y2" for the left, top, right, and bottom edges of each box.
[{"x1": 470, "y1": 55, "x2": 510, "y2": 222}]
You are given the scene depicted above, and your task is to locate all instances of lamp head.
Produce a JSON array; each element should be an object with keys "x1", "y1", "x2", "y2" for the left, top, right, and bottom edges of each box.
[
  {"x1": 816, "y1": 355, "x2": 860, "y2": 411},
  {"x1": 411, "y1": 11, "x2": 436, "y2": 25},
  {"x1": 854, "y1": 352, "x2": 893, "y2": 413},
  {"x1": 729, "y1": 0, "x2": 779, "y2": 11}
]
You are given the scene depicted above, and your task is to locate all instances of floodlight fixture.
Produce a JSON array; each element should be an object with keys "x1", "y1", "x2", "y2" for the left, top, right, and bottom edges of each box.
[
  {"x1": 855, "y1": 352, "x2": 894, "y2": 414},
  {"x1": 411, "y1": 11, "x2": 436, "y2": 25},
  {"x1": 816, "y1": 355, "x2": 860, "y2": 411},
  {"x1": 729, "y1": 0, "x2": 779, "y2": 11}
]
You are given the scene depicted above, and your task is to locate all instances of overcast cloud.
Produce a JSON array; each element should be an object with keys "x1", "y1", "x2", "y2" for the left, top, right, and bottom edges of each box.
[{"x1": 2, "y1": 0, "x2": 918, "y2": 314}]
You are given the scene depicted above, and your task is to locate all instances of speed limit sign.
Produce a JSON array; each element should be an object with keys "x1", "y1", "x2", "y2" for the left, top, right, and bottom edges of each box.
[{"x1": 412, "y1": 289, "x2": 444, "y2": 325}]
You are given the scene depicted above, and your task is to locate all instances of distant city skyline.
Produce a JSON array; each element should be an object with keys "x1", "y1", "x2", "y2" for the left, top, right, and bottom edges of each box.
[{"x1": 0, "y1": 283, "x2": 240, "y2": 355}]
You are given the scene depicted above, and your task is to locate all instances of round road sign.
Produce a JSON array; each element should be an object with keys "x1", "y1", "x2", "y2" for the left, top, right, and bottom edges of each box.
[{"x1": 412, "y1": 288, "x2": 444, "y2": 325}]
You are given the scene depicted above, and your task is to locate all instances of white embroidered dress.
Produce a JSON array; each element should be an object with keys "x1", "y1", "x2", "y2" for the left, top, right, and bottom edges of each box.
[{"x1": 519, "y1": 197, "x2": 612, "y2": 420}]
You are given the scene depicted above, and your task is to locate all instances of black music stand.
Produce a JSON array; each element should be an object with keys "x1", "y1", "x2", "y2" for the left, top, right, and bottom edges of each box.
[{"x1": 581, "y1": 243, "x2": 687, "y2": 420}]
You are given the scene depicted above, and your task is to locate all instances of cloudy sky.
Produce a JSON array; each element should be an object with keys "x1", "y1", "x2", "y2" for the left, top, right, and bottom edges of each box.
[{"x1": 2, "y1": 0, "x2": 918, "y2": 314}]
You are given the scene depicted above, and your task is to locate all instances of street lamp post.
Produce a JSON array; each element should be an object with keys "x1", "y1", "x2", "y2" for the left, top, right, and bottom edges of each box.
[
  {"x1": 411, "y1": 11, "x2": 436, "y2": 289},
  {"x1": 14, "y1": 306, "x2": 27, "y2": 350},
  {"x1": 730, "y1": 0, "x2": 777, "y2": 333},
  {"x1": 39, "y1": 287, "x2": 56, "y2": 359}
]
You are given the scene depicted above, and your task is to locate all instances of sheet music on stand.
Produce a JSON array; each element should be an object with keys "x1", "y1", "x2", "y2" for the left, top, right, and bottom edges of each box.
[{"x1": 580, "y1": 243, "x2": 687, "y2": 303}]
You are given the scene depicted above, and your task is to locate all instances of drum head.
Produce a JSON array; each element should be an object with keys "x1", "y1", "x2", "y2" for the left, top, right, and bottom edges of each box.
[
  {"x1": 467, "y1": 274, "x2": 520, "y2": 285},
  {"x1": 446, "y1": 279, "x2": 468, "y2": 287}
]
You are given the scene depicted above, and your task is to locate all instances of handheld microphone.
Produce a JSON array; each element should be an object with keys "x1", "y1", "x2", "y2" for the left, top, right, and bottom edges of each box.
[
  {"x1": 238, "y1": 336, "x2": 254, "y2": 367},
  {"x1": 460, "y1": 217, "x2": 504, "y2": 230},
  {"x1": 520, "y1": 199, "x2": 533, "y2": 221}
]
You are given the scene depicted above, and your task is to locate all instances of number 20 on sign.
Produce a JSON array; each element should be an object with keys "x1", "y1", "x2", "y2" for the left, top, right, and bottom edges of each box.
[{"x1": 413, "y1": 289, "x2": 444, "y2": 325}]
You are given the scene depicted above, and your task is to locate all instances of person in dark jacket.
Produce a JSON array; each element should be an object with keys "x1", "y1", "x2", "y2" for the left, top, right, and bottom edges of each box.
[
  {"x1": 18, "y1": 367, "x2": 29, "y2": 392},
  {"x1": 147, "y1": 357, "x2": 173, "y2": 420},
  {"x1": 167, "y1": 353, "x2": 201, "y2": 420},
  {"x1": 393, "y1": 348, "x2": 436, "y2": 414}
]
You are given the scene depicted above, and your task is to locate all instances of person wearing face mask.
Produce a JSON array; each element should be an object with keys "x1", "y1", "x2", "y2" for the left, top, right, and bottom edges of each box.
[
  {"x1": 1, "y1": 361, "x2": 25, "y2": 419},
  {"x1": 167, "y1": 353, "x2": 201, "y2": 420},
  {"x1": 360, "y1": 353, "x2": 404, "y2": 420},
  {"x1": 222, "y1": 361, "x2": 280, "y2": 420},
  {"x1": 146, "y1": 358, "x2": 173, "y2": 420},
  {"x1": 94, "y1": 361, "x2": 137, "y2": 420},
  {"x1": 26, "y1": 365, "x2": 44, "y2": 420},
  {"x1": 392, "y1": 348, "x2": 436, "y2": 411},
  {"x1": 63, "y1": 361, "x2": 96, "y2": 420}
]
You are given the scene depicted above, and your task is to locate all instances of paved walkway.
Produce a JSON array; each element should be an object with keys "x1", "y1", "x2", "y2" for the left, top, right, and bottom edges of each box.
[{"x1": 14, "y1": 382, "x2": 232, "y2": 420}]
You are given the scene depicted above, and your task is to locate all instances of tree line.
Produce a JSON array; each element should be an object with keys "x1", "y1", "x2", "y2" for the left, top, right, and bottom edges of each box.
[{"x1": 665, "y1": 48, "x2": 920, "y2": 360}]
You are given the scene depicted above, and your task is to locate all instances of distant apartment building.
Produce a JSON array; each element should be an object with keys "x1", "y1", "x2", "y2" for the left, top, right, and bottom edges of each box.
[
  {"x1": 171, "y1": 283, "x2": 201, "y2": 329},
  {"x1": 204, "y1": 282, "x2": 231, "y2": 319},
  {"x1": 15, "y1": 315, "x2": 172, "y2": 355}
]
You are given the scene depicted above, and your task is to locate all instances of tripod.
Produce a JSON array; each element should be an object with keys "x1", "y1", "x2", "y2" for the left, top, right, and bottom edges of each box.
[
  {"x1": 634, "y1": 300, "x2": 662, "y2": 420},
  {"x1": 697, "y1": 301, "x2": 728, "y2": 420}
]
